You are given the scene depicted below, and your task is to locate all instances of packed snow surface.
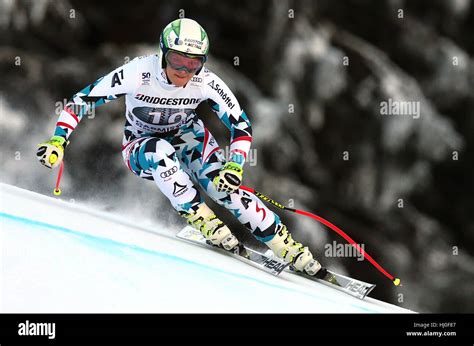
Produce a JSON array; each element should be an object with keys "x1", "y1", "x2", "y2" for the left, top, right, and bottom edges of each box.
[{"x1": 0, "y1": 183, "x2": 412, "y2": 313}]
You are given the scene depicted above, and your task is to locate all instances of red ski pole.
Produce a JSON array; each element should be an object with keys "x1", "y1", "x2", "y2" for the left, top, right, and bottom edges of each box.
[
  {"x1": 53, "y1": 161, "x2": 64, "y2": 196},
  {"x1": 240, "y1": 185, "x2": 401, "y2": 286}
]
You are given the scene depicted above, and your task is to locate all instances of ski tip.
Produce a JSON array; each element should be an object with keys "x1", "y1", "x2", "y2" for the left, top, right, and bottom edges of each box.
[{"x1": 393, "y1": 278, "x2": 401, "y2": 286}]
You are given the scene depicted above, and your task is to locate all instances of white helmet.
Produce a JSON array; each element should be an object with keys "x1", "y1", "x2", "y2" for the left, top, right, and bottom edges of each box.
[{"x1": 159, "y1": 18, "x2": 209, "y2": 62}]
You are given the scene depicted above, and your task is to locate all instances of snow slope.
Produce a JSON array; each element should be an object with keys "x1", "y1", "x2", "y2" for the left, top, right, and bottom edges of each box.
[{"x1": 0, "y1": 183, "x2": 412, "y2": 313}]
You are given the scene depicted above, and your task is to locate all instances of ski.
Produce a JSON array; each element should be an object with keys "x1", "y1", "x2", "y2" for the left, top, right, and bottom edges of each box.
[
  {"x1": 288, "y1": 267, "x2": 376, "y2": 300},
  {"x1": 176, "y1": 226, "x2": 290, "y2": 276},
  {"x1": 261, "y1": 250, "x2": 376, "y2": 300}
]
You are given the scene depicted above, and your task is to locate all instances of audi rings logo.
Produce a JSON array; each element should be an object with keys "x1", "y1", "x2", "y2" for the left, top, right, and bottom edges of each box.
[{"x1": 160, "y1": 166, "x2": 178, "y2": 179}]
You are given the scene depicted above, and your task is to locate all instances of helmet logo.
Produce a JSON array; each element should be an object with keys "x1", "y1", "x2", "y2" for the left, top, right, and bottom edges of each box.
[{"x1": 184, "y1": 38, "x2": 203, "y2": 49}]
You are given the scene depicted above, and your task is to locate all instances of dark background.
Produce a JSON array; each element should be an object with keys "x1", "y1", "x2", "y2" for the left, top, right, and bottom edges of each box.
[{"x1": 1, "y1": 0, "x2": 473, "y2": 312}]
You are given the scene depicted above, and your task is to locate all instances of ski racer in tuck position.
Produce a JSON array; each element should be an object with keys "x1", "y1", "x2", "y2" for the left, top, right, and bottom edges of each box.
[{"x1": 37, "y1": 18, "x2": 327, "y2": 277}]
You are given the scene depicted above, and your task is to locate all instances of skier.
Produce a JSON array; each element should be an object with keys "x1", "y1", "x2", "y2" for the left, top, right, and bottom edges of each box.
[{"x1": 36, "y1": 18, "x2": 326, "y2": 277}]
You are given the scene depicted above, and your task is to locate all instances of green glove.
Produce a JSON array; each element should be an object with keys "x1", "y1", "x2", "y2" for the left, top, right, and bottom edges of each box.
[
  {"x1": 213, "y1": 162, "x2": 243, "y2": 193},
  {"x1": 36, "y1": 136, "x2": 67, "y2": 169}
]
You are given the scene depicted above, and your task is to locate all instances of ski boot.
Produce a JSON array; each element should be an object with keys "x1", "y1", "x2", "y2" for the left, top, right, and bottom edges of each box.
[
  {"x1": 183, "y1": 203, "x2": 239, "y2": 251},
  {"x1": 265, "y1": 223, "x2": 329, "y2": 279}
]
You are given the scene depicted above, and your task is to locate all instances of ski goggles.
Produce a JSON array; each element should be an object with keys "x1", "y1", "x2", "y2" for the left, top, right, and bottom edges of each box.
[{"x1": 165, "y1": 51, "x2": 205, "y2": 73}]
